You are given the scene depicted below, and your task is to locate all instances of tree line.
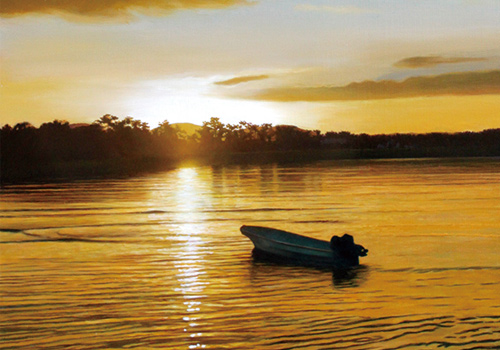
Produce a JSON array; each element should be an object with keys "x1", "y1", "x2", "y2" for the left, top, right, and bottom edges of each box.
[{"x1": 1, "y1": 114, "x2": 500, "y2": 181}]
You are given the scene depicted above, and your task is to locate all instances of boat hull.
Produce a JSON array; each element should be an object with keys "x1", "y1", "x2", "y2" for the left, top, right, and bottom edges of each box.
[{"x1": 240, "y1": 225, "x2": 359, "y2": 268}]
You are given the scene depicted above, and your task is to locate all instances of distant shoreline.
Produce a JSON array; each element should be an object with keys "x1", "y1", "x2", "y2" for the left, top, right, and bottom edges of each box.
[
  {"x1": 2, "y1": 150, "x2": 499, "y2": 185},
  {"x1": 202, "y1": 147, "x2": 500, "y2": 165},
  {"x1": 2, "y1": 117, "x2": 499, "y2": 184}
]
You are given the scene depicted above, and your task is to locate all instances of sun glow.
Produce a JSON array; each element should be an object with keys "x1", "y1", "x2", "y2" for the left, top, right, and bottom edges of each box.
[{"x1": 124, "y1": 77, "x2": 288, "y2": 128}]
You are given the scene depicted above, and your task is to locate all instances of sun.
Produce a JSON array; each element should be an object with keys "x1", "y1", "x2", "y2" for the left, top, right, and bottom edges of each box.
[{"x1": 124, "y1": 76, "x2": 288, "y2": 128}]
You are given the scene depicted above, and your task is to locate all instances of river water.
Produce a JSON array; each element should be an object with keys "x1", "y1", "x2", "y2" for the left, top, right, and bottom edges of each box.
[{"x1": 1, "y1": 158, "x2": 499, "y2": 349}]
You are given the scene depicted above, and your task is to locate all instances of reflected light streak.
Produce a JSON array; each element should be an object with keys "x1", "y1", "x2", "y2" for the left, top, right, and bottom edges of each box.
[{"x1": 171, "y1": 167, "x2": 210, "y2": 349}]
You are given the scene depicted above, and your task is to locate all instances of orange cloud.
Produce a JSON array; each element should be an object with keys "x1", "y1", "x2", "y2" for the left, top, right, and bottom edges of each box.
[
  {"x1": 215, "y1": 74, "x2": 269, "y2": 86},
  {"x1": 0, "y1": 0, "x2": 250, "y2": 20},
  {"x1": 251, "y1": 70, "x2": 500, "y2": 102},
  {"x1": 394, "y1": 56, "x2": 487, "y2": 68}
]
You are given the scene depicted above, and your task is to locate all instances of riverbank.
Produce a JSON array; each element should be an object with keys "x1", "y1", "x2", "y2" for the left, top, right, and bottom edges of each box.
[
  {"x1": 201, "y1": 146, "x2": 500, "y2": 165},
  {"x1": 2, "y1": 146, "x2": 499, "y2": 184},
  {"x1": 0, "y1": 158, "x2": 178, "y2": 184},
  {"x1": 3, "y1": 118, "x2": 499, "y2": 184}
]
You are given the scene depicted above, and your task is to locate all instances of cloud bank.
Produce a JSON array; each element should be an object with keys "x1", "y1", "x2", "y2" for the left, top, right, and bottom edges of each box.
[
  {"x1": 215, "y1": 74, "x2": 269, "y2": 86},
  {"x1": 251, "y1": 70, "x2": 500, "y2": 102},
  {"x1": 0, "y1": 0, "x2": 250, "y2": 20},
  {"x1": 394, "y1": 56, "x2": 487, "y2": 68}
]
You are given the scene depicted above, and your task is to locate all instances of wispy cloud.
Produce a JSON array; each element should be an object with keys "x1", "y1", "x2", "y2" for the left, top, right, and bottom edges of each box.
[
  {"x1": 250, "y1": 70, "x2": 500, "y2": 101},
  {"x1": 295, "y1": 4, "x2": 378, "y2": 14},
  {"x1": 394, "y1": 56, "x2": 488, "y2": 68},
  {"x1": 0, "y1": 0, "x2": 251, "y2": 20},
  {"x1": 215, "y1": 74, "x2": 269, "y2": 86}
]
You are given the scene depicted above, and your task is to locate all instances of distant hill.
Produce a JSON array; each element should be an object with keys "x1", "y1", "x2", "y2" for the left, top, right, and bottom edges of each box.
[
  {"x1": 69, "y1": 123, "x2": 90, "y2": 129},
  {"x1": 172, "y1": 123, "x2": 201, "y2": 136}
]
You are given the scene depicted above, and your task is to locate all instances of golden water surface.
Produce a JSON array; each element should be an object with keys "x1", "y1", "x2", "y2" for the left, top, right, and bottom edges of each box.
[{"x1": 1, "y1": 158, "x2": 499, "y2": 349}]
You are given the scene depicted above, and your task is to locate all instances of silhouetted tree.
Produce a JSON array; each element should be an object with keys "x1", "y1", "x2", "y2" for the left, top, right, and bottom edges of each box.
[
  {"x1": 274, "y1": 125, "x2": 321, "y2": 150},
  {"x1": 152, "y1": 120, "x2": 187, "y2": 158},
  {"x1": 198, "y1": 117, "x2": 229, "y2": 153},
  {"x1": 38, "y1": 120, "x2": 72, "y2": 161},
  {"x1": 95, "y1": 114, "x2": 119, "y2": 130}
]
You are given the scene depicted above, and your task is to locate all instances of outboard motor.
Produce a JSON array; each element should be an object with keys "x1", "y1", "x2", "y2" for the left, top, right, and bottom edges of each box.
[{"x1": 330, "y1": 233, "x2": 368, "y2": 262}]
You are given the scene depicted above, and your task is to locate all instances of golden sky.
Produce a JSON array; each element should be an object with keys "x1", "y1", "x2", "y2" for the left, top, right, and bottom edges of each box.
[{"x1": 1, "y1": 0, "x2": 500, "y2": 133}]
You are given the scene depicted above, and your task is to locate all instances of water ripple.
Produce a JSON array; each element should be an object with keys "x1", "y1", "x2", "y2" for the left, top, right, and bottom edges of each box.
[{"x1": 2, "y1": 160, "x2": 500, "y2": 349}]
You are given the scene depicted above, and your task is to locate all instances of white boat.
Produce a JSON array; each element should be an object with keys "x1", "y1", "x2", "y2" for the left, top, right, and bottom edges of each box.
[{"x1": 240, "y1": 225, "x2": 367, "y2": 268}]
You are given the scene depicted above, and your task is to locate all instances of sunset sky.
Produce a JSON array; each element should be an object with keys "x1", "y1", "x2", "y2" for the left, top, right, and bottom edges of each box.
[{"x1": 1, "y1": 0, "x2": 500, "y2": 133}]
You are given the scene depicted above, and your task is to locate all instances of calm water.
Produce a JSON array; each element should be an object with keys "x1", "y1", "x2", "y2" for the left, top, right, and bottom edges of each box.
[{"x1": 1, "y1": 158, "x2": 500, "y2": 349}]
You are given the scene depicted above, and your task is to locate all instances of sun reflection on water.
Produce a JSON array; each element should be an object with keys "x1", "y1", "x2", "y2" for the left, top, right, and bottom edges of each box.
[{"x1": 171, "y1": 167, "x2": 210, "y2": 349}]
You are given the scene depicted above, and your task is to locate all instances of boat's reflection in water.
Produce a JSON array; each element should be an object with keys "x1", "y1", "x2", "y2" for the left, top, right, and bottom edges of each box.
[
  {"x1": 250, "y1": 248, "x2": 370, "y2": 289},
  {"x1": 331, "y1": 265, "x2": 369, "y2": 289}
]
